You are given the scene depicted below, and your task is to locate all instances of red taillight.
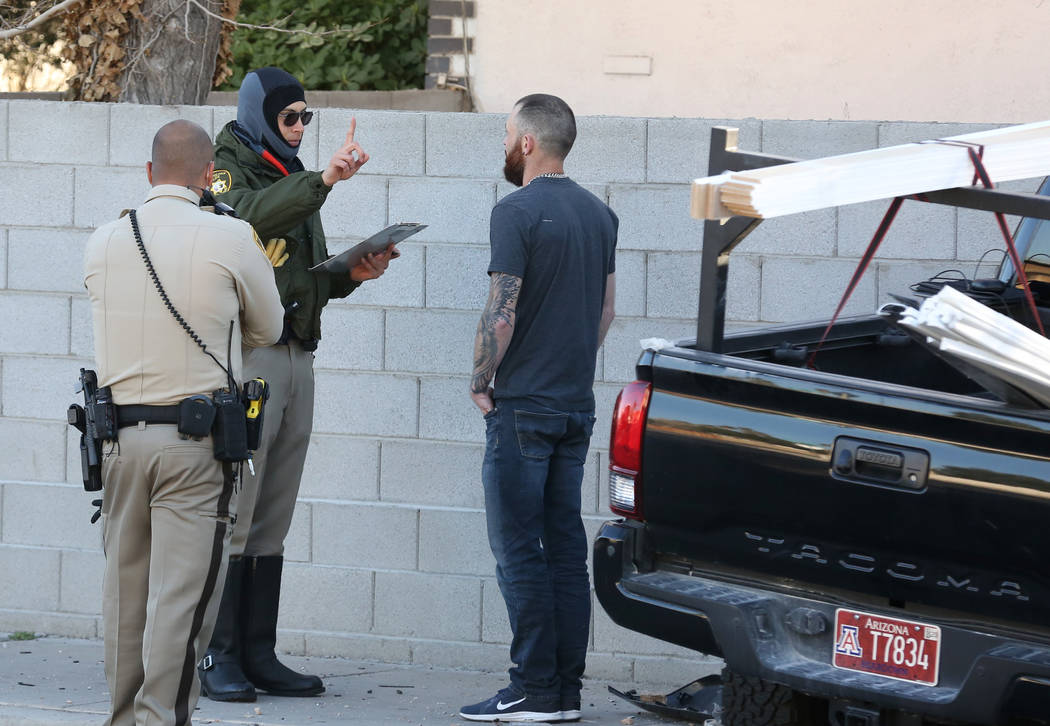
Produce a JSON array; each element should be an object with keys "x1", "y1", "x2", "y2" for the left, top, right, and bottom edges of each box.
[{"x1": 608, "y1": 380, "x2": 651, "y2": 519}]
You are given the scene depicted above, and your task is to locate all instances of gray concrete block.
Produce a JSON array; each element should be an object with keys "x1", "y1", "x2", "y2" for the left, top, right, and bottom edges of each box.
[
  {"x1": 325, "y1": 240, "x2": 424, "y2": 308},
  {"x1": 318, "y1": 174, "x2": 389, "y2": 240},
  {"x1": 761, "y1": 120, "x2": 878, "y2": 159},
  {"x1": 608, "y1": 184, "x2": 703, "y2": 252},
  {"x1": 0, "y1": 229, "x2": 6, "y2": 287},
  {"x1": 418, "y1": 508, "x2": 491, "y2": 576},
  {"x1": 633, "y1": 654, "x2": 723, "y2": 687},
  {"x1": 646, "y1": 117, "x2": 763, "y2": 184},
  {"x1": 593, "y1": 603, "x2": 697, "y2": 657},
  {"x1": 65, "y1": 426, "x2": 81, "y2": 486},
  {"x1": 313, "y1": 502, "x2": 418, "y2": 570},
  {"x1": 602, "y1": 317, "x2": 695, "y2": 384},
  {"x1": 0, "y1": 611, "x2": 99, "y2": 639},
  {"x1": 418, "y1": 375, "x2": 483, "y2": 444},
  {"x1": 613, "y1": 249, "x2": 645, "y2": 318},
  {"x1": 581, "y1": 651, "x2": 634, "y2": 682},
  {"x1": 0, "y1": 544, "x2": 60, "y2": 610},
  {"x1": 571, "y1": 117, "x2": 647, "y2": 184},
  {"x1": 424, "y1": 244, "x2": 490, "y2": 310},
  {"x1": 299, "y1": 434, "x2": 380, "y2": 501},
  {"x1": 7, "y1": 228, "x2": 90, "y2": 294},
  {"x1": 317, "y1": 109, "x2": 425, "y2": 177},
  {"x1": 592, "y1": 383, "x2": 623, "y2": 452},
  {"x1": 70, "y1": 297, "x2": 93, "y2": 359},
  {"x1": 597, "y1": 451, "x2": 611, "y2": 516},
  {"x1": 380, "y1": 439, "x2": 484, "y2": 508},
  {"x1": 109, "y1": 104, "x2": 213, "y2": 167},
  {"x1": 283, "y1": 501, "x2": 312, "y2": 563},
  {"x1": 877, "y1": 121, "x2": 1004, "y2": 148},
  {"x1": 645, "y1": 251, "x2": 759, "y2": 322},
  {"x1": 876, "y1": 261, "x2": 969, "y2": 306},
  {"x1": 0, "y1": 101, "x2": 6, "y2": 160},
  {"x1": 10, "y1": 101, "x2": 108, "y2": 165},
  {"x1": 303, "y1": 632, "x2": 413, "y2": 662},
  {"x1": 279, "y1": 562, "x2": 373, "y2": 632},
  {"x1": 481, "y1": 578, "x2": 510, "y2": 644},
  {"x1": 374, "y1": 571, "x2": 480, "y2": 640},
  {"x1": 388, "y1": 178, "x2": 496, "y2": 245},
  {"x1": 313, "y1": 307, "x2": 384, "y2": 371},
  {"x1": 957, "y1": 207, "x2": 1021, "y2": 263},
  {"x1": 838, "y1": 199, "x2": 955, "y2": 260},
  {"x1": 3, "y1": 483, "x2": 100, "y2": 549},
  {"x1": 274, "y1": 630, "x2": 305, "y2": 655},
  {"x1": 0, "y1": 293, "x2": 70, "y2": 354},
  {"x1": 425, "y1": 112, "x2": 505, "y2": 178},
  {"x1": 312, "y1": 371, "x2": 418, "y2": 436},
  {"x1": 212, "y1": 105, "x2": 237, "y2": 136},
  {"x1": 0, "y1": 419, "x2": 66, "y2": 482},
  {"x1": 60, "y1": 549, "x2": 105, "y2": 614},
  {"x1": 735, "y1": 208, "x2": 837, "y2": 256},
  {"x1": 74, "y1": 167, "x2": 150, "y2": 229},
  {"x1": 385, "y1": 310, "x2": 476, "y2": 374},
  {"x1": 410, "y1": 639, "x2": 510, "y2": 672},
  {"x1": 0, "y1": 164, "x2": 74, "y2": 227},
  {"x1": 2, "y1": 357, "x2": 89, "y2": 420},
  {"x1": 581, "y1": 450, "x2": 600, "y2": 515},
  {"x1": 760, "y1": 257, "x2": 878, "y2": 323}
]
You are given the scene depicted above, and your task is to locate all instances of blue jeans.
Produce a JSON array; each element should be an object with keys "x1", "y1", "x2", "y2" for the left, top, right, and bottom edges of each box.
[{"x1": 482, "y1": 398, "x2": 595, "y2": 703}]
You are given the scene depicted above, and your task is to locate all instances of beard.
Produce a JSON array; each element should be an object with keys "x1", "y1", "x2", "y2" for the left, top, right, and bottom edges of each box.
[{"x1": 503, "y1": 143, "x2": 525, "y2": 187}]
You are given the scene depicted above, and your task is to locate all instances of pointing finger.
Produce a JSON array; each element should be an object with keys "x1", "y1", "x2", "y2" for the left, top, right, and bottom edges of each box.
[{"x1": 344, "y1": 117, "x2": 357, "y2": 147}]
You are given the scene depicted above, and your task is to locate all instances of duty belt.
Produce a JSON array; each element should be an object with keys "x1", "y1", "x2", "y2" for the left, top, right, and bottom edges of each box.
[{"x1": 116, "y1": 404, "x2": 179, "y2": 429}]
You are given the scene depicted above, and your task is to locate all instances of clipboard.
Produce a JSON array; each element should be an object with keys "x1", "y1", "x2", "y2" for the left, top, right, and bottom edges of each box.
[{"x1": 309, "y1": 222, "x2": 427, "y2": 273}]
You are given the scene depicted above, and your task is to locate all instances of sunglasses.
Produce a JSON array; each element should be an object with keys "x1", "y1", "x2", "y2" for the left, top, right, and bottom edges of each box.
[{"x1": 278, "y1": 110, "x2": 314, "y2": 127}]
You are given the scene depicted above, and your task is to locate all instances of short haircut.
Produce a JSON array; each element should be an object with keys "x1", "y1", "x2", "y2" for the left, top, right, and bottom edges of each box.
[
  {"x1": 151, "y1": 120, "x2": 214, "y2": 183},
  {"x1": 513, "y1": 94, "x2": 576, "y2": 159}
]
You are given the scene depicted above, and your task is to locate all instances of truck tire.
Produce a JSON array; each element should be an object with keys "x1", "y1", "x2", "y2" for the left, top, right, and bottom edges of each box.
[{"x1": 721, "y1": 669, "x2": 823, "y2": 726}]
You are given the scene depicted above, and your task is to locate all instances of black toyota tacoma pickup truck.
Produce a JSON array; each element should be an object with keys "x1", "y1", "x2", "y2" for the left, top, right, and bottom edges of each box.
[{"x1": 594, "y1": 129, "x2": 1050, "y2": 726}]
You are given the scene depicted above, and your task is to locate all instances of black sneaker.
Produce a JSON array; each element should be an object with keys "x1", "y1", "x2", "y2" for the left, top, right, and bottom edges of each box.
[
  {"x1": 558, "y1": 696, "x2": 581, "y2": 722},
  {"x1": 459, "y1": 688, "x2": 561, "y2": 722}
]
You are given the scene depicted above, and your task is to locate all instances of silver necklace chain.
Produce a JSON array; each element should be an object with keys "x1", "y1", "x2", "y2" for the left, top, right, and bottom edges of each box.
[{"x1": 533, "y1": 172, "x2": 568, "y2": 180}]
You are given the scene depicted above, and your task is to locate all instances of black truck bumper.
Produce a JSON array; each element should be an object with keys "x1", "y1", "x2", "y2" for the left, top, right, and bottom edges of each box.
[{"x1": 594, "y1": 519, "x2": 1050, "y2": 724}]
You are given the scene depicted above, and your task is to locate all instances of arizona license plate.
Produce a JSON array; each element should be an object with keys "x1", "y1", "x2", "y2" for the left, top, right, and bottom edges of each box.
[{"x1": 833, "y1": 608, "x2": 941, "y2": 686}]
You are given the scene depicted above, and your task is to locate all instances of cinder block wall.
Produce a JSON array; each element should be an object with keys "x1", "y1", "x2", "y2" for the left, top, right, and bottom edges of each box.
[{"x1": 0, "y1": 100, "x2": 1025, "y2": 686}]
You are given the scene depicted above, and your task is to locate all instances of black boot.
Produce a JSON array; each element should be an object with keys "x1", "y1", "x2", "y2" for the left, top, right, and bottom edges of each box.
[
  {"x1": 241, "y1": 555, "x2": 325, "y2": 697},
  {"x1": 199, "y1": 556, "x2": 256, "y2": 702}
]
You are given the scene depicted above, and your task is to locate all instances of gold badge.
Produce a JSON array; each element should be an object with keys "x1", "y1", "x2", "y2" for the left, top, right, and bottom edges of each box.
[{"x1": 211, "y1": 169, "x2": 232, "y2": 194}]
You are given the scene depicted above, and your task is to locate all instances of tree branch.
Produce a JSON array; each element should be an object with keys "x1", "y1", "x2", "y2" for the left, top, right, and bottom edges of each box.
[
  {"x1": 0, "y1": 0, "x2": 87, "y2": 39},
  {"x1": 183, "y1": 0, "x2": 374, "y2": 37}
]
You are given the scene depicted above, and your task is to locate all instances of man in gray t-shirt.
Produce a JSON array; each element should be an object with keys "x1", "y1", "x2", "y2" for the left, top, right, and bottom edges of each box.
[{"x1": 463, "y1": 94, "x2": 617, "y2": 724}]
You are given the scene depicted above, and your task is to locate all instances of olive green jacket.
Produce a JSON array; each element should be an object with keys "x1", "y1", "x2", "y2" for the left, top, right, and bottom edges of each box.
[{"x1": 212, "y1": 122, "x2": 359, "y2": 342}]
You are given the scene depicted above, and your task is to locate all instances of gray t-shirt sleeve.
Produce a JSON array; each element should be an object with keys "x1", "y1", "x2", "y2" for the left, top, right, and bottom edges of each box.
[{"x1": 488, "y1": 202, "x2": 530, "y2": 278}]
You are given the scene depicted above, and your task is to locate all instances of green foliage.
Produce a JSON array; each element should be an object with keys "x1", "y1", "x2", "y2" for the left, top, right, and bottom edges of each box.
[
  {"x1": 219, "y1": 0, "x2": 428, "y2": 91},
  {"x1": 9, "y1": 631, "x2": 37, "y2": 641}
]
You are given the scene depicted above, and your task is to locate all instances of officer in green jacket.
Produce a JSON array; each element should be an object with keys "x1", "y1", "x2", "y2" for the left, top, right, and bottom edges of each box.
[{"x1": 200, "y1": 67, "x2": 395, "y2": 702}]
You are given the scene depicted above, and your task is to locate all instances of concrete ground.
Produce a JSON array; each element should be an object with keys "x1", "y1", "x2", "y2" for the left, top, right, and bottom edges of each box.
[{"x1": 0, "y1": 636, "x2": 717, "y2": 726}]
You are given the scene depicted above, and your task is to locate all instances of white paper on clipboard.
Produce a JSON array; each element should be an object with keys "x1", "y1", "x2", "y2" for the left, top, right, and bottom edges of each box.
[{"x1": 308, "y1": 222, "x2": 426, "y2": 273}]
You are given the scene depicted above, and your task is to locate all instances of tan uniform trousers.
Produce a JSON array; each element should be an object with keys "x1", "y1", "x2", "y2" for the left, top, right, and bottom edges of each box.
[
  {"x1": 101, "y1": 424, "x2": 236, "y2": 726},
  {"x1": 231, "y1": 340, "x2": 314, "y2": 556}
]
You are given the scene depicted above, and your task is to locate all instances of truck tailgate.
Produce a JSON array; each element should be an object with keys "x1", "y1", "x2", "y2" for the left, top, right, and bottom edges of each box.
[{"x1": 642, "y1": 350, "x2": 1050, "y2": 633}]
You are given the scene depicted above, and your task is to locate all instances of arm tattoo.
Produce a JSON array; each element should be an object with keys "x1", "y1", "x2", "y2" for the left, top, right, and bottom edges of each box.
[{"x1": 471, "y1": 273, "x2": 521, "y2": 394}]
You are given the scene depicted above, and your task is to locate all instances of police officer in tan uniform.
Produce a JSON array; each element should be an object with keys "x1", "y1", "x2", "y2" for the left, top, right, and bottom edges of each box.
[{"x1": 84, "y1": 120, "x2": 284, "y2": 726}]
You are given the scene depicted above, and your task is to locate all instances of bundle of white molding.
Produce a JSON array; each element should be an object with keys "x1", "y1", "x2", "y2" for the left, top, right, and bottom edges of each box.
[
  {"x1": 691, "y1": 120, "x2": 1050, "y2": 220},
  {"x1": 891, "y1": 285, "x2": 1050, "y2": 407}
]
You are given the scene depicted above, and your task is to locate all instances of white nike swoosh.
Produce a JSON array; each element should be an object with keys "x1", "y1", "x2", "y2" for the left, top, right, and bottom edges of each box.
[{"x1": 496, "y1": 696, "x2": 526, "y2": 710}]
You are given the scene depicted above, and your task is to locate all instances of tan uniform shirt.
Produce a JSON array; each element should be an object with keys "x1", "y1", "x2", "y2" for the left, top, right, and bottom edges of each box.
[{"x1": 85, "y1": 185, "x2": 284, "y2": 406}]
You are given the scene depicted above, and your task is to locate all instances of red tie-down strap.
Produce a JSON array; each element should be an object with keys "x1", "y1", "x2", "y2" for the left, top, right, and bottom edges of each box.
[{"x1": 807, "y1": 141, "x2": 1045, "y2": 369}]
